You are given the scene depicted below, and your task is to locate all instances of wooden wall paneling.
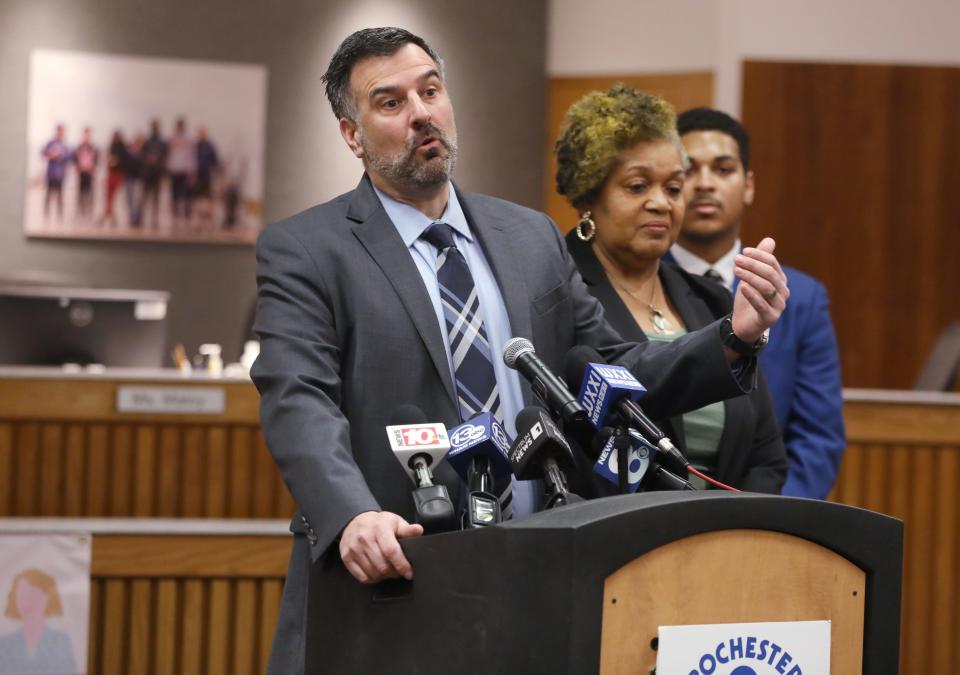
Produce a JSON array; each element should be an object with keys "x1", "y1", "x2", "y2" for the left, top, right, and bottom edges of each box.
[
  {"x1": 88, "y1": 578, "x2": 102, "y2": 675},
  {"x1": 180, "y1": 578, "x2": 206, "y2": 675},
  {"x1": 92, "y1": 535, "x2": 291, "y2": 578},
  {"x1": 742, "y1": 61, "x2": 960, "y2": 389},
  {"x1": 228, "y1": 426, "x2": 253, "y2": 518},
  {"x1": 128, "y1": 578, "x2": 154, "y2": 674},
  {"x1": 15, "y1": 423, "x2": 38, "y2": 513},
  {"x1": 905, "y1": 445, "x2": 936, "y2": 672},
  {"x1": 64, "y1": 424, "x2": 86, "y2": 516},
  {"x1": 133, "y1": 426, "x2": 157, "y2": 517},
  {"x1": 932, "y1": 446, "x2": 959, "y2": 670},
  {"x1": 39, "y1": 423, "x2": 63, "y2": 515},
  {"x1": 182, "y1": 427, "x2": 206, "y2": 517},
  {"x1": 232, "y1": 579, "x2": 258, "y2": 675},
  {"x1": 861, "y1": 443, "x2": 889, "y2": 514},
  {"x1": 0, "y1": 423, "x2": 12, "y2": 515},
  {"x1": 0, "y1": 377, "x2": 297, "y2": 519},
  {"x1": 544, "y1": 74, "x2": 714, "y2": 231},
  {"x1": 154, "y1": 578, "x2": 179, "y2": 675},
  {"x1": 205, "y1": 427, "x2": 228, "y2": 517},
  {"x1": 259, "y1": 580, "x2": 283, "y2": 674},
  {"x1": 87, "y1": 424, "x2": 109, "y2": 516},
  {"x1": 109, "y1": 425, "x2": 133, "y2": 516},
  {"x1": 157, "y1": 426, "x2": 181, "y2": 517},
  {"x1": 886, "y1": 445, "x2": 911, "y2": 522},
  {"x1": 101, "y1": 578, "x2": 129, "y2": 675},
  {"x1": 0, "y1": 378, "x2": 261, "y2": 423},
  {"x1": 207, "y1": 579, "x2": 232, "y2": 675}
]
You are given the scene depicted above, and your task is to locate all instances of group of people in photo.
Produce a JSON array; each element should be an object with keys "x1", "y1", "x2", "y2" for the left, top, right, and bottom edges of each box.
[{"x1": 39, "y1": 118, "x2": 245, "y2": 232}]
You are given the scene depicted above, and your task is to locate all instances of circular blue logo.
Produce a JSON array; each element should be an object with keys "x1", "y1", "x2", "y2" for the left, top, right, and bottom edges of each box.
[
  {"x1": 730, "y1": 667, "x2": 757, "y2": 675},
  {"x1": 450, "y1": 424, "x2": 485, "y2": 448}
]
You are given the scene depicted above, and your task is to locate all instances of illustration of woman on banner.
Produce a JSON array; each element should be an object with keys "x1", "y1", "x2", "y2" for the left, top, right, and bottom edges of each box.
[{"x1": 0, "y1": 568, "x2": 76, "y2": 674}]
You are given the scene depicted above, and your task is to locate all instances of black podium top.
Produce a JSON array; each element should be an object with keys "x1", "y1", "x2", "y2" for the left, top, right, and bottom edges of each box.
[{"x1": 307, "y1": 492, "x2": 902, "y2": 674}]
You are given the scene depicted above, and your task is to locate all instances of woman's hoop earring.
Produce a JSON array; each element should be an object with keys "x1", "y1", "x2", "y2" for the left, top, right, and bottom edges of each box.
[{"x1": 576, "y1": 211, "x2": 596, "y2": 242}]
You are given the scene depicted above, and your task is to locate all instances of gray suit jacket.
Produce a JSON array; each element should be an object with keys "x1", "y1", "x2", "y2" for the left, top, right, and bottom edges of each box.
[{"x1": 251, "y1": 175, "x2": 754, "y2": 673}]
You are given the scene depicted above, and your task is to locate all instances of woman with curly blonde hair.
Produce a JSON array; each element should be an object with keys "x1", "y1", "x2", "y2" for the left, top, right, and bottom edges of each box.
[{"x1": 555, "y1": 84, "x2": 786, "y2": 492}]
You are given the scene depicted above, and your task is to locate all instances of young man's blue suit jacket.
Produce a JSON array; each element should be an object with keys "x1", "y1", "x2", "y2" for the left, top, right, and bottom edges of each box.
[{"x1": 665, "y1": 251, "x2": 846, "y2": 498}]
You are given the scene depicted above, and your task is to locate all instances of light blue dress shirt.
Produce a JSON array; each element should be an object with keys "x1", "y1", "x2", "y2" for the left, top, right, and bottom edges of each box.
[{"x1": 372, "y1": 183, "x2": 538, "y2": 517}]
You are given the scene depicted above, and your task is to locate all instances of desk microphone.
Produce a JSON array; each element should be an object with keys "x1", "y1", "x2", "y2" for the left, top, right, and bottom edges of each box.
[
  {"x1": 509, "y1": 406, "x2": 581, "y2": 508},
  {"x1": 385, "y1": 405, "x2": 457, "y2": 533},
  {"x1": 503, "y1": 338, "x2": 587, "y2": 426},
  {"x1": 564, "y1": 346, "x2": 688, "y2": 474},
  {"x1": 446, "y1": 412, "x2": 513, "y2": 528}
]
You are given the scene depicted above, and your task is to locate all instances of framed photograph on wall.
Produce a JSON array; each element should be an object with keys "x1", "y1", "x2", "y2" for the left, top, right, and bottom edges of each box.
[{"x1": 24, "y1": 49, "x2": 267, "y2": 245}]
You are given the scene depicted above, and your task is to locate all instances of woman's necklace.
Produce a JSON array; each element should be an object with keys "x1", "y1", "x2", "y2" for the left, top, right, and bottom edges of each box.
[{"x1": 609, "y1": 273, "x2": 673, "y2": 334}]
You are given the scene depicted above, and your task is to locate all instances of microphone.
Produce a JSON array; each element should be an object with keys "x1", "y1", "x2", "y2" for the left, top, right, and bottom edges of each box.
[
  {"x1": 446, "y1": 412, "x2": 513, "y2": 528},
  {"x1": 503, "y1": 338, "x2": 587, "y2": 426},
  {"x1": 385, "y1": 405, "x2": 457, "y2": 534},
  {"x1": 508, "y1": 406, "x2": 582, "y2": 508},
  {"x1": 591, "y1": 427, "x2": 657, "y2": 493},
  {"x1": 564, "y1": 346, "x2": 689, "y2": 474}
]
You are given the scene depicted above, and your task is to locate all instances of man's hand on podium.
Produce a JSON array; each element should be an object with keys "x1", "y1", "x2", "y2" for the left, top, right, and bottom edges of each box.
[{"x1": 339, "y1": 511, "x2": 424, "y2": 584}]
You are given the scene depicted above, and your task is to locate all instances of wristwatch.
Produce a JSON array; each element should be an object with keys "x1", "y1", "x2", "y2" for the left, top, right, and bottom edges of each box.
[{"x1": 720, "y1": 314, "x2": 769, "y2": 357}]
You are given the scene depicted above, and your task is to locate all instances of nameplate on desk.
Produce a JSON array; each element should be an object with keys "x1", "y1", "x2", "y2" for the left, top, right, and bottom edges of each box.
[{"x1": 116, "y1": 386, "x2": 225, "y2": 414}]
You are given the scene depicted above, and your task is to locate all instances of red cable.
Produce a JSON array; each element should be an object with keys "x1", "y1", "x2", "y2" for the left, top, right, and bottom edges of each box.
[{"x1": 686, "y1": 465, "x2": 740, "y2": 492}]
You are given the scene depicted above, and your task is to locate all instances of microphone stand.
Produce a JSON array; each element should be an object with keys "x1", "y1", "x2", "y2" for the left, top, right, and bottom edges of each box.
[
  {"x1": 463, "y1": 456, "x2": 501, "y2": 528},
  {"x1": 613, "y1": 426, "x2": 632, "y2": 495}
]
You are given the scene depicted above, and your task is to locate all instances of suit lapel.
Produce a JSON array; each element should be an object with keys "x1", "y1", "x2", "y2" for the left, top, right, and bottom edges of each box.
[
  {"x1": 565, "y1": 233, "x2": 645, "y2": 343},
  {"x1": 457, "y1": 189, "x2": 533, "y2": 346},
  {"x1": 660, "y1": 262, "x2": 716, "y2": 329},
  {"x1": 347, "y1": 177, "x2": 457, "y2": 407}
]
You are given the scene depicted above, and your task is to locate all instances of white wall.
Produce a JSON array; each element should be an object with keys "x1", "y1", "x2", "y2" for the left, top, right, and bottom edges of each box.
[
  {"x1": 550, "y1": 0, "x2": 960, "y2": 114},
  {"x1": 548, "y1": 0, "x2": 715, "y2": 75}
]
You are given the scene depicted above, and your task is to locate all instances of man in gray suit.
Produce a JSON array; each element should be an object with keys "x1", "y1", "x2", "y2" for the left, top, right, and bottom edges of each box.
[{"x1": 251, "y1": 27, "x2": 789, "y2": 674}]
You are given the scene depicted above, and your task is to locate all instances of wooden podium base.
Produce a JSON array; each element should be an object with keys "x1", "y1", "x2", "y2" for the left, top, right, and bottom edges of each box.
[{"x1": 600, "y1": 529, "x2": 866, "y2": 674}]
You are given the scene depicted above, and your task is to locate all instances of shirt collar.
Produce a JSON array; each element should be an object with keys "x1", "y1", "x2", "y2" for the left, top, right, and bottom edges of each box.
[
  {"x1": 669, "y1": 239, "x2": 741, "y2": 290},
  {"x1": 371, "y1": 181, "x2": 472, "y2": 248}
]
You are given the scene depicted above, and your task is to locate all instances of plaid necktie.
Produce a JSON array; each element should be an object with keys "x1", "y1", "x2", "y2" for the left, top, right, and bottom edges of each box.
[{"x1": 422, "y1": 222, "x2": 512, "y2": 515}]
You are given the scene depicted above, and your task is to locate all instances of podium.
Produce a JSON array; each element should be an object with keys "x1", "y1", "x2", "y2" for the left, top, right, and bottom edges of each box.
[{"x1": 307, "y1": 492, "x2": 902, "y2": 674}]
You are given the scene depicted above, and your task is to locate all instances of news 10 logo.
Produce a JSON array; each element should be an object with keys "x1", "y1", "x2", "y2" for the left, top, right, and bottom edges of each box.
[{"x1": 392, "y1": 424, "x2": 447, "y2": 449}]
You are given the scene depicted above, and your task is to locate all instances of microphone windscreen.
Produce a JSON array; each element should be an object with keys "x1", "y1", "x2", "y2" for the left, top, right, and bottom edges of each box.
[
  {"x1": 502, "y1": 337, "x2": 534, "y2": 368},
  {"x1": 515, "y1": 405, "x2": 545, "y2": 432}
]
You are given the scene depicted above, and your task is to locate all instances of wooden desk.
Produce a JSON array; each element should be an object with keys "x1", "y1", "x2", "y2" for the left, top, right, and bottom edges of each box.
[
  {"x1": 3, "y1": 372, "x2": 957, "y2": 672},
  {"x1": 0, "y1": 368, "x2": 294, "y2": 519},
  {"x1": 831, "y1": 389, "x2": 960, "y2": 674}
]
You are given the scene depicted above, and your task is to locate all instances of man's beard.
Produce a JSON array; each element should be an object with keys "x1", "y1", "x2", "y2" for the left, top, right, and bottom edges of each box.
[{"x1": 360, "y1": 123, "x2": 458, "y2": 190}]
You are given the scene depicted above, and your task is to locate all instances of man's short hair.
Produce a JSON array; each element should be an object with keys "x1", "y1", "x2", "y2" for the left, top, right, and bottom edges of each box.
[
  {"x1": 677, "y1": 107, "x2": 751, "y2": 171},
  {"x1": 322, "y1": 27, "x2": 444, "y2": 121}
]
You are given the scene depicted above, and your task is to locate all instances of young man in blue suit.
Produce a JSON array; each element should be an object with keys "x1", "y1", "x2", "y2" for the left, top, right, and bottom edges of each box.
[
  {"x1": 670, "y1": 108, "x2": 846, "y2": 499},
  {"x1": 252, "y1": 30, "x2": 792, "y2": 673}
]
